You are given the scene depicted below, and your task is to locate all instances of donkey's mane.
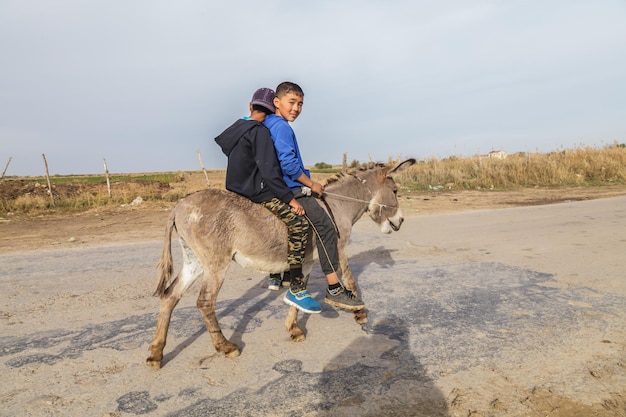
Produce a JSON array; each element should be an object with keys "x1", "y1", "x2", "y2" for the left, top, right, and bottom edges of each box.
[{"x1": 321, "y1": 162, "x2": 387, "y2": 187}]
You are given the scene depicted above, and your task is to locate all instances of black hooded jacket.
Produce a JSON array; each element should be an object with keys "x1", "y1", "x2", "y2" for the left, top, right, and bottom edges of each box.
[{"x1": 215, "y1": 118, "x2": 294, "y2": 204}]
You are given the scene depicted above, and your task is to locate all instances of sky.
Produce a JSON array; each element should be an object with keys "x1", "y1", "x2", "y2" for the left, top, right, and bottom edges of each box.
[{"x1": 1, "y1": 1, "x2": 625, "y2": 177}]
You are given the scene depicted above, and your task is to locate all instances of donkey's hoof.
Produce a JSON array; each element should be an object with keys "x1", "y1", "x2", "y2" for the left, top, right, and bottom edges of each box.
[
  {"x1": 290, "y1": 332, "x2": 306, "y2": 343},
  {"x1": 225, "y1": 350, "x2": 240, "y2": 358},
  {"x1": 354, "y1": 309, "x2": 368, "y2": 324},
  {"x1": 146, "y1": 358, "x2": 162, "y2": 369},
  {"x1": 217, "y1": 341, "x2": 241, "y2": 358},
  {"x1": 223, "y1": 347, "x2": 241, "y2": 358}
]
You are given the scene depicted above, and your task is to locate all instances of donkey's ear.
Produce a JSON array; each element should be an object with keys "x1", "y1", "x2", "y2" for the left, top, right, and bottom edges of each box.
[{"x1": 388, "y1": 158, "x2": 416, "y2": 174}]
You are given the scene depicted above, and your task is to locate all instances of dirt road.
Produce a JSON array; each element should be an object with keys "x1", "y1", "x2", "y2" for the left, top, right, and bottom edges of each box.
[{"x1": 0, "y1": 191, "x2": 625, "y2": 416}]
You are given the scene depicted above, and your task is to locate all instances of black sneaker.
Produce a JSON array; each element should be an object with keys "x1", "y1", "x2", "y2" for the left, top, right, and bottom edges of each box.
[
  {"x1": 324, "y1": 287, "x2": 365, "y2": 311},
  {"x1": 268, "y1": 273, "x2": 282, "y2": 291}
]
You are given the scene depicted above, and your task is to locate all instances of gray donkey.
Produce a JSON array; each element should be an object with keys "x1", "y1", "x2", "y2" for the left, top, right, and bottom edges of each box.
[{"x1": 147, "y1": 159, "x2": 415, "y2": 368}]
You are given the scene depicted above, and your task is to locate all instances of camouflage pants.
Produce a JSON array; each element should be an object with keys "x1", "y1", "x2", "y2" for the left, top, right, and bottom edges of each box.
[{"x1": 260, "y1": 198, "x2": 309, "y2": 266}]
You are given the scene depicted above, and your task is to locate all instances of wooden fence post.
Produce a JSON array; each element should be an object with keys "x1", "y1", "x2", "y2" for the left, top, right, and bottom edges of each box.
[
  {"x1": 42, "y1": 153, "x2": 55, "y2": 207},
  {"x1": 342, "y1": 152, "x2": 347, "y2": 172},
  {"x1": 196, "y1": 150, "x2": 211, "y2": 189},
  {"x1": 103, "y1": 158, "x2": 112, "y2": 198},
  {"x1": 0, "y1": 156, "x2": 11, "y2": 180}
]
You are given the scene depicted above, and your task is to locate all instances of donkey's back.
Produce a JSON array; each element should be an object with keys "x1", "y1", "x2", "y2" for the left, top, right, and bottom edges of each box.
[
  {"x1": 175, "y1": 188, "x2": 291, "y2": 261},
  {"x1": 154, "y1": 188, "x2": 302, "y2": 296}
]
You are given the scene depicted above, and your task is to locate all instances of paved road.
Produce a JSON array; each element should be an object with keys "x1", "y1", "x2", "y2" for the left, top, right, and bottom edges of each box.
[{"x1": 1, "y1": 197, "x2": 625, "y2": 416}]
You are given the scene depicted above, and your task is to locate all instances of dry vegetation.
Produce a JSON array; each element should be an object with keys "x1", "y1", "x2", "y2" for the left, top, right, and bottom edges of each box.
[
  {"x1": 394, "y1": 143, "x2": 626, "y2": 192},
  {"x1": 1, "y1": 143, "x2": 625, "y2": 217}
]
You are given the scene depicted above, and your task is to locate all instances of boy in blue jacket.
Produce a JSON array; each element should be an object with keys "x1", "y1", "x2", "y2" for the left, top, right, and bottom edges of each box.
[
  {"x1": 215, "y1": 88, "x2": 319, "y2": 314},
  {"x1": 265, "y1": 81, "x2": 364, "y2": 312}
]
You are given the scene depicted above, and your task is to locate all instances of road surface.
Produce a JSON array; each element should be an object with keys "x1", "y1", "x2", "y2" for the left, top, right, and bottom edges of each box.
[{"x1": 1, "y1": 197, "x2": 625, "y2": 416}]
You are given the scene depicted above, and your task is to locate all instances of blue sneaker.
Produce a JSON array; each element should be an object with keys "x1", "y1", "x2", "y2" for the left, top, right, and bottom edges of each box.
[{"x1": 283, "y1": 289, "x2": 322, "y2": 314}]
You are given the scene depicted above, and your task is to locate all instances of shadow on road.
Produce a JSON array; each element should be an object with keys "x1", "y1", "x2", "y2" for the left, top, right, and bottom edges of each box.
[{"x1": 164, "y1": 314, "x2": 449, "y2": 417}]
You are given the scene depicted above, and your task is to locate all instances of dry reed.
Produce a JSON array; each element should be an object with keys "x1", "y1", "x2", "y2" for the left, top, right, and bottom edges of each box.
[
  {"x1": 395, "y1": 143, "x2": 626, "y2": 192},
  {"x1": 1, "y1": 144, "x2": 624, "y2": 216}
]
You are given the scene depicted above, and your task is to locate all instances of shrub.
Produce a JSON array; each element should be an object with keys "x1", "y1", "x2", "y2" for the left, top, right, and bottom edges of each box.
[{"x1": 314, "y1": 162, "x2": 333, "y2": 169}]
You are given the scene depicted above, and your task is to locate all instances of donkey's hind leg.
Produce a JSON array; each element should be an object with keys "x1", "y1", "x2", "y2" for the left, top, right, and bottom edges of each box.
[
  {"x1": 196, "y1": 266, "x2": 240, "y2": 358},
  {"x1": 147, "y1": 240, "x2": 204, "y2": 369},
  {"x1": 146, "y1": 280, "x2": 182, "y2": 369}
]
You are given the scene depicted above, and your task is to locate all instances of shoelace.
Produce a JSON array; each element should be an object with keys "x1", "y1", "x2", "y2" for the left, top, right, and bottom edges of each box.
[
  {"x1": 345, "y1": 290, "x2": 359, "y2": 300},
  {"x1": 329, "y1": 287, "x2": 360, "y2": 300}
]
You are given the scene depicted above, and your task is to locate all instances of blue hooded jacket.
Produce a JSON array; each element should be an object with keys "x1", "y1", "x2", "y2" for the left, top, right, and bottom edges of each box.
[{"x1": 264, "y1": 114, "x2": 311, "y2": 190}]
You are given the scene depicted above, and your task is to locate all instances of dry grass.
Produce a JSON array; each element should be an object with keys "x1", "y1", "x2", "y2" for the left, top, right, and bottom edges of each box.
[
  {"x1": 395, "y1": 143, "x2": 626, "y2": 192},
  {"x1": 0, "y1": 171, "x2": 215, "y2": 216},
  {"x1": 1, "y1": 143, "x2": 625, "y2": 216}
]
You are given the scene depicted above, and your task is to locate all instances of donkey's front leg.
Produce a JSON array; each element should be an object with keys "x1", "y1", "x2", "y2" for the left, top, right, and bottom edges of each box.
[
  {"x1": 196, "y1": 275, "x2": 240, "y2": 358},
  {"x1": 285, "y1": 305, "x2": 305, "y2": 342},
  {"x1": 338, "y1": 246, "x2": 368, "y2": 324}
]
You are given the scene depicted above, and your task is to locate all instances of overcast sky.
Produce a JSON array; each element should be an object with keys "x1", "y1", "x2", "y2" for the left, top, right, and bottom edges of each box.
[{"x1": 1, "y1": 1, "x2": 625, "y2": 176}]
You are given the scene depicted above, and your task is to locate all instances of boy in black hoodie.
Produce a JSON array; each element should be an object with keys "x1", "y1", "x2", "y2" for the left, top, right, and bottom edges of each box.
[{"x1": 214, "y1": 88, "x2": 321, "y2": 314}]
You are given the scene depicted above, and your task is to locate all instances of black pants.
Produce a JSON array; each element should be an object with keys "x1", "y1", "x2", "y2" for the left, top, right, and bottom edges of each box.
[{"x1": 295, "y1": 191, "x2": 339, "y2": 276}]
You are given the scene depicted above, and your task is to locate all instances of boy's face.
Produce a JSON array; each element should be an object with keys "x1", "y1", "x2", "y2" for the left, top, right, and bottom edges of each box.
[{"x1": 273, "y1": 92, "x2": 303, "y2": 122}]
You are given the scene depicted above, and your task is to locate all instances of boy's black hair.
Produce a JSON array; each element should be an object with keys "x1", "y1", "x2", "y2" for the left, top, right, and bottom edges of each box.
[
  {"x1": 252, "y1": 104, "x2": 274, "y2": 115},
  {"x1": 275, "y1": 81, "x2": 304, "y2": 98}
]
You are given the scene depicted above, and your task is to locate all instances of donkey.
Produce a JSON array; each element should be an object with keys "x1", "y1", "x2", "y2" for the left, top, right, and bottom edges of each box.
[{"x1": 146, "y1": 159, "x2": 415, "y2": 368}]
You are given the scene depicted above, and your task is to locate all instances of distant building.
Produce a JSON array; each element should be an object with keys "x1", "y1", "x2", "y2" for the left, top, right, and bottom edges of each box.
[{"x1": 488, "y1": 150, "x2": 508, "y2": 160}]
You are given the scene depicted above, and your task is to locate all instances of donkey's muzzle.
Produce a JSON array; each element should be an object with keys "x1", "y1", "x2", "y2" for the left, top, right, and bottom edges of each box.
[{"x1": 390, "y1": 217, "x2": 403, "y2": 231}]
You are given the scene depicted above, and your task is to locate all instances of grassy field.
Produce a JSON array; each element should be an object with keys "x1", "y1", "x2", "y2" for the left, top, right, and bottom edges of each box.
[
  {"x1": 395, "y1": 143, "x2": 626, "y2": 193},
  {"x1": 1, "y1": 143, "x2": 625, "y2": 216}
]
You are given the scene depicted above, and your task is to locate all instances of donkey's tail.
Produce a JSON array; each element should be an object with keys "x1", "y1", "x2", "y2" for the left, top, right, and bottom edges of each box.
[{"x1": 154, "y1": 209, "x2": 176, "y2": 297}]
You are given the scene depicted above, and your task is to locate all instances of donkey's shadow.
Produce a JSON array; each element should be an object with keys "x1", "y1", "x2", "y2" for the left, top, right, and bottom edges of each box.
[
  {"x1": 161, "y1": 278, "x2": 271, "y2": 367},
  {"x1": 345, "y1": 245, "x2": 397, "y2": 276}
]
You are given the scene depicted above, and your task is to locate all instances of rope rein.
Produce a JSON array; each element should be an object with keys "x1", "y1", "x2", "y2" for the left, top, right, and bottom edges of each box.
[
  {"x1": 299, "y1": 169, "x2": 400, "y2": 279},
  {"x1": 323, "y1": 191, "x2": 397, "y2": 210},
  {"x1": 324, "y1": 172, "x2": 397, "y2": 214}
]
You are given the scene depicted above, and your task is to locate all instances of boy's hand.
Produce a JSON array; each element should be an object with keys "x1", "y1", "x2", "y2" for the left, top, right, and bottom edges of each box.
[
  {"x1": 296, "y1": 173, "x2": 324, "y2": 197},
  {"x1": 310, "y1": 181, "x2": 324, "y2": 197},
  {"x1": 289, "y1": 199, "x2": 305, "y2": 215}
]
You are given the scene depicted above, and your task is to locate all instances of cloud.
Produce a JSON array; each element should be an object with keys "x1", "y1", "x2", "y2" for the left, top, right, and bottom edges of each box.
[{"x1": 1, "y1": 1, "x2": 625, "y2": 175}]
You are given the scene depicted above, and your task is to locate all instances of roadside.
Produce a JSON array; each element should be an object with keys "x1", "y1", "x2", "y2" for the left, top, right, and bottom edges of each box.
[{"x1": 2, "y1": 185, "x2": 626, "y2": 254}]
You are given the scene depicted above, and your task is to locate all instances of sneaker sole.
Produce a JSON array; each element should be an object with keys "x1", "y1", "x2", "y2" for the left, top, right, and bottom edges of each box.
[
  {"x1": 268, "y1": 285, "x2": 281, "y2": 291},
  {"x1": 324, "y1": 298, "x2": 365, "y2": 311},
  {"x1": 283, "y1": 296, "x2": 322, "y2": 314}
]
